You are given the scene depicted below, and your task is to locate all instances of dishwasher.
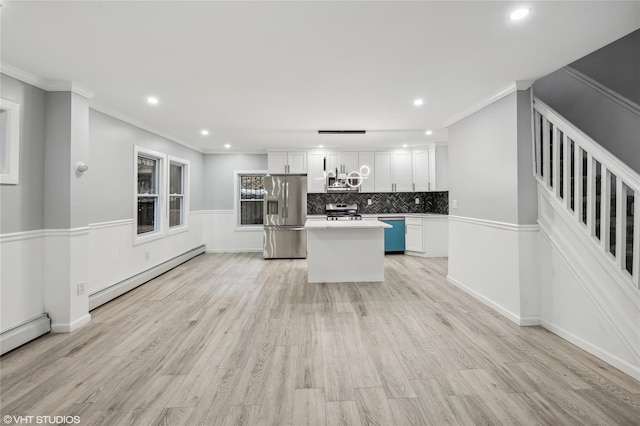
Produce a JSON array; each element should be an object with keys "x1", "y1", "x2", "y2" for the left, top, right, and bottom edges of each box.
[{"x1": 379, "y1": 217, "x2": 405, "y2": 254}]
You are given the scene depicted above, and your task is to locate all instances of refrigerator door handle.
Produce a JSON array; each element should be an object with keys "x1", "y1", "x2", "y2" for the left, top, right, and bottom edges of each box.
[{"x1": 284, "y1": 182, "x2": 289, "y2": 219}]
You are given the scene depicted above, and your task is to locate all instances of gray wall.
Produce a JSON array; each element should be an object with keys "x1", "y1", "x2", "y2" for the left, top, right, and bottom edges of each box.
[
  {"x1": 87, "y1": 110, "x2": 205, "y2": 223},
  {"x1": 533, "y1": 29, "x2": 640, "y2": 174},
  {"x1": 448, "y1": 92, "x2": 520, "y2": 224},
  {"x1": 0, "y1": 74, "x2": 47, "y2": 234},
  {"x1": 204, "y1": 154, "x2": 267, "y2": 210},
  {"x1": 570, "y1": 29, "x2": 640, "y2": 106}
]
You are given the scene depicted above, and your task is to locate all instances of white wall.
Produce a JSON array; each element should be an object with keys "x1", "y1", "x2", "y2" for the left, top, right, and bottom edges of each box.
[
  {"x1": 447, "y1": 89, "x2": 539, "y2": 324},
  {"x1": 537, "y1": 188, "x2": 640, "y2": 380}
]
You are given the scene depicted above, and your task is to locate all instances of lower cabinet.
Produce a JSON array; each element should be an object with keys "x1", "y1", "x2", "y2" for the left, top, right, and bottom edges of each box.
[
  {"x1": 405, "y1": 217, "x2": 424, "y2": 252},
  {"x1": 405, "y1": 215, "x2": 448, "y2": 257}
]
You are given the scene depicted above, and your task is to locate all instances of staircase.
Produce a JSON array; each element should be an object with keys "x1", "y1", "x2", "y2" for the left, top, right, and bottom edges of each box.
[{"x1": 533, "y1": 98, "x2": 639, "y2": 290}]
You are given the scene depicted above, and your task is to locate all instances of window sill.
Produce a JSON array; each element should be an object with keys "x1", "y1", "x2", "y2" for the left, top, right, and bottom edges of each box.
[
  {"x1": 133, "y1": 230, "x2": 165, "y2": 245},
  {"x1": 168, "y1": 225, "x2": 189, "y2": 236}
]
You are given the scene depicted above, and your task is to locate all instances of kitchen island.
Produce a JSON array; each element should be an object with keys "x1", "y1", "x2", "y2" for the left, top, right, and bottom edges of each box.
[{"x1": 305, "y1": 219, "x2": 392, "y2": 283}]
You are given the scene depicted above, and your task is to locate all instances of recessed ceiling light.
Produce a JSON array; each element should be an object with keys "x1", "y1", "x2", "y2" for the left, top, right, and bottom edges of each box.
[
  {"x1": 201, "y1": 129, "x2": 209, "y2": 136},
  {"x1": 402, "y1": 144, "x2": 408, "y2": 148},
  {"x1": 413, "y1": 98, "x2": 424, "y2": 107},
  {"x1": 425, "y1": 130, "x2": 433, "y2": 136},
  {"x1": 509, "y1": 8, "x2": 530, "y2": 21},
  {"x1": 146, "y1": 96, "x2": 159, "y2": 105},
  {"x1": 224, "y1": 143, "x2": 231, "y2": 149},
  {"x1": 319, "y1": 145, "x2": 323, "y2": 148}
]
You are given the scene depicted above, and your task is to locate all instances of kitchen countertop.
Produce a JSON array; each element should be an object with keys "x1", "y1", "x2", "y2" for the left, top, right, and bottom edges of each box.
[{"x1": 305, "y1": 219, "x2": 392, "y2": 229}]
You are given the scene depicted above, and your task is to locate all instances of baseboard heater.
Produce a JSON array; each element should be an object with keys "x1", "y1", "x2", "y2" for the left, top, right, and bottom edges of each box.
[
  {"x1": 0, "y1": 313, "x2": 51, "y2": 356},
  {"x1": 88, "y1": 244, "x2": 206, "y2": 311}
]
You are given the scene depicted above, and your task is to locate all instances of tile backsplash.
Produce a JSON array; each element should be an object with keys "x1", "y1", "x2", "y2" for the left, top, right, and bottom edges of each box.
[{"x1": 307, "y1": 191, "x2": 448, "y2": 215}]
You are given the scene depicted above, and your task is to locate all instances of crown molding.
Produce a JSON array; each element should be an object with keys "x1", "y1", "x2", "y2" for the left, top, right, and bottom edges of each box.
[
  {"x1": 89, "y1": 101, "x2": 204, "y2": 154},
  {"x1": 1, "y1": 62, "x2": 94, "y2": 98},
  {"x1": 46, "y1": 80, "x2": 95, "y2": 99},
  {"x1": 1, "y1": 62, "x2": 46, "y2": 89},
  {"x1": 444, "y1": 80, "x2": 534, "y2": 128}
]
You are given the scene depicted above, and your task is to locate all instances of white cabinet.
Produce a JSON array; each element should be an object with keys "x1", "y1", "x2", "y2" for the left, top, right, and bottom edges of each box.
[
  {"x1": 405, "y1": 217, "x2": 423, "y2": 252},
  {"x1": 413, "y1": 150, "x2": 429, "y2": 191},
  {"x1": 307, "y1": 151, "x2": 326, "y2": 193},
  {"x1": 359, "y1": 152, "x2": 375, "y2": 193},
  {"x1": 428, "y1": 145, "x2": 448, "y2": 191},
  {"x1": 374, "y1": 151, "x2": 413, "y2": 192},
  {"x1": 405, "y1": 215, "x2": 449, "y2": 257},
  {"x1": 412, "y1": 144, "x2": 449, "y2": 191},
  {"x1": 267, "y1": 151, "x2": 307, "y2": 174},
  {"x1": 326, "y1": 151, "x2": 359, "y2": 174}
]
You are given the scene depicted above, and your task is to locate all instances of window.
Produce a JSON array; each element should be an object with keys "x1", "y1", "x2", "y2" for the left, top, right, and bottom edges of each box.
[
  {"x1": 238, "y1": 172, "x2": 265, "y2": 227},
  {"x1": 0, "y1": 98, "x2": 21, "y2": 185},
  {"x1": 134, "y1": 146, "x2": 190, "y2": 244},
  {"x1": 168, "y1": 157, "x2": 189, "y2": 230},
  {"x1": 136, "y1": 152, "x2": 161, "y2": 235}
]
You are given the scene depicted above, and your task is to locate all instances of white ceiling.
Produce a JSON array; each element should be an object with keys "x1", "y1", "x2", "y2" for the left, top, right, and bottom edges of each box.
[{"x1": 1, "y1": 1, "x2": 639, "y2": 153}]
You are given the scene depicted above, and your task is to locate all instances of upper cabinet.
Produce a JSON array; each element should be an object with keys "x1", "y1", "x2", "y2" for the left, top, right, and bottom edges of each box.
[
  {"x1": 358, "y1": 152, "x2": 375, "y2": 193},
  {"x1": 326, "y1": 151, "x2": 359, "y2": 175},
  {"x1": 413, "y1": 144, "x2": 448, "y2": 191},
  {"x1": 374, "y1": 151, "x2": 413, "y2": 192},
  {"x1": 267, "y1": 151, "x2": 307, "y2": 174},
  {"x1": 428, "y1": 144, "x2": 448, "y2": 191},
  {"x1": 413, "y1": 149, "x2": 429, "y2": 191},
  {"x1": 307, "y1": 151, "x2": 326, "y2": 193}
]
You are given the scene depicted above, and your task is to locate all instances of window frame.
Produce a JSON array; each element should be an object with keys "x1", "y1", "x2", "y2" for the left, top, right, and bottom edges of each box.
[
  {"x1": 134, "y1": 146, "x2": 166, "y2": 245},
  {"x1": 235, "y1": 170, "x2": 266, "y2": 231},
  {"x1": 0, "y1": 98, "x2": 21, "y2": 185},
  {"x1": 167, "y1": 155, "x2": 190, "y2": 234}
]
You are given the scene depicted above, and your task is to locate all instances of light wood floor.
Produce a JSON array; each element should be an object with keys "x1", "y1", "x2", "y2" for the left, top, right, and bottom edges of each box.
[{"x1": 1, "y1": 253, "x2": 639, "y2": 425}]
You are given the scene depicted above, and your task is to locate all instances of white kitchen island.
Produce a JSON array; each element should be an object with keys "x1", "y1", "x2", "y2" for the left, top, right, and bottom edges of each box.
[{"x1": 305, "y1": 219, "x2": 392, "y2": 283}]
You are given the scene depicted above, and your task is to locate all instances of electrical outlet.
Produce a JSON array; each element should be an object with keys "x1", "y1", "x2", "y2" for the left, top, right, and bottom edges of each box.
[
  {"x1": 77, "y1": 282, "x2": 85, "y2": 296},
  {"x1": 415, "y1": 197, "x2": 420, "y2": 204},
  {"x1": 451, "y1": 199, "x2": 458, "y2": 209},
  {"x1": 367, "y1": 199, "x2": 372, "y2": 205}
]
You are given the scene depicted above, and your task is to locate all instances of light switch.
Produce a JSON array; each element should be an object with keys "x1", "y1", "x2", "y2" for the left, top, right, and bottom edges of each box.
[
  {"x1": 367, "y1": 199, "x2": 372, "y2": 205},
  {"x1": 451, "y1": 199, "x2": 458, "y2": 209}
]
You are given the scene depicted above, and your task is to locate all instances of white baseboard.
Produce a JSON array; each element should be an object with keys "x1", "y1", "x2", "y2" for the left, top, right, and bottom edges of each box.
[
  {"x1": 88, "y1": 244, "x2": 206, "y2": 310},
  {"x1": 540, "y1": 319, "x2": 640, "y2": 381},
  {"x1": 0, "y1": 314, "x2": 50, "y2": 355},
  {"x1": 447, "y1": 274, "x2": 527, "y2": 326},
  {"x1": 205, "y1": 248, "x2": 262, "y2": 253},
  {"x1": 51, "y1": 313, "x2": 92, "y2": 333}
]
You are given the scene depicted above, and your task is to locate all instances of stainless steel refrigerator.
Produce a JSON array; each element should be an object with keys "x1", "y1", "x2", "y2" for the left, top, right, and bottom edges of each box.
[{"x1": 263, "y1": 174, "x2": 308, "y2": 259}]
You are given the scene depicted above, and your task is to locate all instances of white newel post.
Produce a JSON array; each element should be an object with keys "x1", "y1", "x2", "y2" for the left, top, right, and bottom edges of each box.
[{"x1": 43, "y1": 89, "x2": 93, "y2": 332}]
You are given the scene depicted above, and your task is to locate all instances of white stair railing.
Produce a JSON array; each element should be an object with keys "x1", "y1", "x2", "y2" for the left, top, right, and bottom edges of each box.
[{"x1": 533, "y1": 97, "x2": 640, "y2": 289}]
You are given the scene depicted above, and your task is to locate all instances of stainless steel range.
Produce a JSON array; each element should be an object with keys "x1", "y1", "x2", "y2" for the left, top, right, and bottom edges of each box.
[{"x1": 325, "y1": 203, "x2": 362, "y2": 221}]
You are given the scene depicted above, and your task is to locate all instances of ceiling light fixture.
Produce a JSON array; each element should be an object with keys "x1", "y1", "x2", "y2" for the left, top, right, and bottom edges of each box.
[
  {"x1": 224, "y1": 143, "x2": 231, "y2": 149},
  {"x1": 201, "y1": 129, "x2": 209, "y2": 136},
  {"x1": 402, "y1": 144, "x2": 408, "y2": 148},
  {"x1": 146, "y1": 96, "x2": 159, "y2": 105},
  {"x1": 413, "y1": 98, "x2": 424, "y2": 107},
  {"x1": 425, "y1": 130, "x2": 433, "y2": 135},
  {"x1": 509, "y1": 8, "x2": 530, "y2": 21},
  {"x1": 319, "y1": 145, "x2": 323, "y2": 148}
]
